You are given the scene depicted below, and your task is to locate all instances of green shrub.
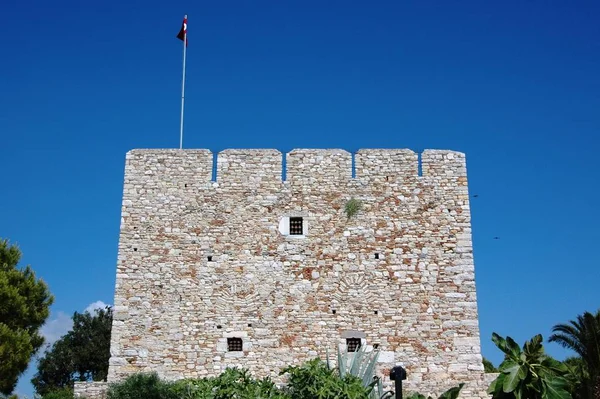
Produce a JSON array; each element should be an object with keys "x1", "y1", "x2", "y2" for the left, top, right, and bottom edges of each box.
[
  {"x1": 282, "y1": 358, "x2": 371, "y2": 399},
  {"x1": 41, "y1": 388, "x2": 74, "y2": 399},
  {"x1": 106, "y1": 373, "x2": 177, "y2": 399},
  {"x1": 173, "y1": 368, "x2": 287, "y2": 399}
]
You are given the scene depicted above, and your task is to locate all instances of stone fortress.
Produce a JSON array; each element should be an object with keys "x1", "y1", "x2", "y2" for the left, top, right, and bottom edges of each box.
[{"x1": 75, "y1": 148, "x2": 490, "y2": 398}]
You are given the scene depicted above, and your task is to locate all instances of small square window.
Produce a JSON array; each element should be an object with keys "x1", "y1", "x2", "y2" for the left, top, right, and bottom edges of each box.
[
  {"x1": 374, "y1": 253, "x2": 380, "y2": 259},
  {"x1": 346, "y1": 338, "x2": 361, "y2": 352},
  {"x1": 227, "y1": 337, "x2": 243, "y2": 352},
  {"x1": 289, "y1": 217, "x2": 304, "y2": 235}
]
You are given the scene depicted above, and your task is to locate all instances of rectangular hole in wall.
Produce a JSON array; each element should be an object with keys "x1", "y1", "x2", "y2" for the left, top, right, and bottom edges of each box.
[
  {"x1": 374, "y1": 253, "x2": 379, "y2": 259},
  {"x1": 289, "y1": 217, "x2": 303, "y2": 235},
  {"x1": 227, "y1": 337, "x2": 243, "y2": 352},
  {"x1": 346, "y1": 338, "x2": 361, "y2": 352},
  {"x1": 207, "y1": 256, "x2": 213, "y2": 261}
]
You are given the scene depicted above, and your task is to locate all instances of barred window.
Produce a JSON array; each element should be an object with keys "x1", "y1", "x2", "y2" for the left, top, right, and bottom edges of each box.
[
  {"x1": 346, "y1": 338, "x2": 361, "y2": 352},
  {"x1": 289, "y1": 217, "x2": 304, "y2": 235},
  {"x1": 227, "y1": 337, "x2": 243, "y2": 352}
]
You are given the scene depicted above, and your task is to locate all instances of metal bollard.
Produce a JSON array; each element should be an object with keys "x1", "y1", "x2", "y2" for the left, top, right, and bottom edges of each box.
[{"x1": 389, "y1": 364, "x2": 407, "y2": 399}]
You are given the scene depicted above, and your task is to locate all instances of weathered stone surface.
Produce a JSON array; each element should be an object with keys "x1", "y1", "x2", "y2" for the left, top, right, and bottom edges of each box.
[
  {"x1": 75, "y1": 148, "x2": 489, "y2": 398},
  {"x1": 74, "y1": 382, "x2": 108, "y2": 398}
]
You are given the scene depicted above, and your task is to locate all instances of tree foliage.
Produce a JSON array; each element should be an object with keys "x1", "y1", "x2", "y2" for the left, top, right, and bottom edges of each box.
[
  {"x1": 549, "y1": 310, "x2": 600, "y2": 399},
  {"x1": 488, "y1": 333, "x2": 571, "y2": 399},
  {"x1": 0, "y1": 238, "x2": 54, "y2": 395},
  {"x1": 32, "y1": 307, "x2": 112, "y2": 396}
]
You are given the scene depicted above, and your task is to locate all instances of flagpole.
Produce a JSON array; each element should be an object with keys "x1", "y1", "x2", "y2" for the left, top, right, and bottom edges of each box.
[{"x1": 179, "y1": 15, "x2": 187, "y2": 149}]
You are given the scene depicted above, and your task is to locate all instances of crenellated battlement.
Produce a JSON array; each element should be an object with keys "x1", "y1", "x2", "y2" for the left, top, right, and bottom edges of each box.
[{"x1": 124, "y1": 148, "x2": 467, "y2": 187}]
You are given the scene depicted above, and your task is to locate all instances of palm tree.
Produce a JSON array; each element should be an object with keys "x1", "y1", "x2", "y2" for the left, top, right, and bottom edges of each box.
[{"x1": 549, "y1": 310, "x2": 600, "y2": 399}]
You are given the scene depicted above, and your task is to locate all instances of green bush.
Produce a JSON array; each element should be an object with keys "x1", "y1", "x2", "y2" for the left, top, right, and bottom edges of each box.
[
  {"x1": 41, "y1": 388, "x2": 74, "y2": 399},
  {"x1": 173, "y1": 368, "x2": 287, "y2": 399},
  {"x1": 282, "y1": 358, "x2": 372, "y2": 399},
  {"x1": 107, "y1": 360, "x2": 383, "y2": 399},
  {"x1": 106, "y1": 373, "x2": 177, "y2": 399}
]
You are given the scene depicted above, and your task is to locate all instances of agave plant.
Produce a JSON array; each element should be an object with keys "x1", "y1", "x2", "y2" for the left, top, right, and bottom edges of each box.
[{"x1": 329, "y1": 345, "x2": 394, "y2": 399}]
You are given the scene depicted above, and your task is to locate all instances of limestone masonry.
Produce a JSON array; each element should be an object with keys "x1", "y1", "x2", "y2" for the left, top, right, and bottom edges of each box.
[{"x1": 75, "y1": 148, "x2": 489, "y2": 398}]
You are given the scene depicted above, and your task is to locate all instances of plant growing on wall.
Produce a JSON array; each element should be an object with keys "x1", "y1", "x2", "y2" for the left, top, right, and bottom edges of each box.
[{"x1": 345, "y1": 198, "x2": 363, "y2": 220}]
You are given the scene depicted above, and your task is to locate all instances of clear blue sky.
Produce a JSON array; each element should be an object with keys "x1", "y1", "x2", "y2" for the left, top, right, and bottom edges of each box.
[{"x1": 2, "y1": 0, "x2": 599, "y2": 396}]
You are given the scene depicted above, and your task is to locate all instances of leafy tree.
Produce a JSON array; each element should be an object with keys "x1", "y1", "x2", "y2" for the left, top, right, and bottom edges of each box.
[
  {"x1": 549, "y1": 310, "x2": 600, "y2": 399},
  {"x1": 32, "y1": 307, "x2": 112, "y2": 396},
  {"x1": 484, "y1": 357, "x2": 499, "y2": 373},
  {"x1": 562, "y1": 357, "x2": 592, "y2": 399},
  {"x1": 487, "y1": 333, "x2": 571, "y2": 399},
  {"x1": 0, "y1": 239, "x2": 54, "y2": 395}
]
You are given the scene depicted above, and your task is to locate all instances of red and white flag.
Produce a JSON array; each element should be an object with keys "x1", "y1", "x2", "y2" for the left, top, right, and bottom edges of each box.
[{"x1": 176, "y1": 16, "x2": 187, "y2": 46}]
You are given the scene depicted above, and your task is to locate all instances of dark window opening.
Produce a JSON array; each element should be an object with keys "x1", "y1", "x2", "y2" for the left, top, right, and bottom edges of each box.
[
  {"x1": 374, "y1": 310, "x2": 378, "y2": 315},
  {"x1": 133, "y1": 248, "x2": 138, "y2": 252},
  {"x1": 374, "y1": 253, "x2": 379, "y2": 259},
  {"x1": 227, "y1": 337, "x2": 243, "y2": 352},
  {"x1": 247, "y1": 323, "x2": 252, "y2": 327},
  {"x1": 184, "y1": 184, "x2": 188, "y2": 188},
  {"x1": 207, "y1": 256, "x2": 213, "y2": 261},
  {"x1": 216, "y1": 325, "x2": 222, "y2": 329},
  {"x1": 289, "y1": 217, "x2": 303, "y2": 235},
  {"x1": 346, "y1": 338, "x2": 361, "y2": 352},
  {"x1": 332, "y1": 309, "x2": 336, "y2": 314},
  {"x1": 373, "y1": 343, "x2": 380, "y2": 349}
]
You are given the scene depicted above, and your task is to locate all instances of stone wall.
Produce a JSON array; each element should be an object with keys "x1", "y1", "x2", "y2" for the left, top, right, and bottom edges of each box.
[
  {"x1": 99, "y1": 148, "x2": 486, "y2": 397},
  {"x1": 74, "y1": 382, "x2": 108, "y2": 398}
]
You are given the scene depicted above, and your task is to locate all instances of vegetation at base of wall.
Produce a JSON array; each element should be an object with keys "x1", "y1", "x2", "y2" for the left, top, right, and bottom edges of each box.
[
  {"x1": 332, "y1": 345, "x2": 393, "y2": 399},
  {"x1": 173, "y1": 368, "x2": 286, "y2": 399},
  {"x1": 282, "y1": 358, "x2": 373, "y2": 399},
  {"x1": 405, "y1": 383, "x2": 464, "y2": 399},
  {"x1": 344, "y1": 198, "x2": 362, "y2": 220},
  {"x1": 105, "y1": 360, "x2": 379, "y2": 399},
  {"x1": 107, "y1": 373, "x2": 178, "y2": 399},
  {"x1": 0, "y1": 238, "x2": 54, "y2": 396}
]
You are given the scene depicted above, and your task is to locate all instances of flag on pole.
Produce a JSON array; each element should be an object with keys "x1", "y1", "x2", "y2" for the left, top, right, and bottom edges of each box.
[
  {"x1": 177, "y1": 16, "x2": 187, "y2": 46},
  {"x1": 177, "y1": 15, "x2": 188, "y2": 149}
]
